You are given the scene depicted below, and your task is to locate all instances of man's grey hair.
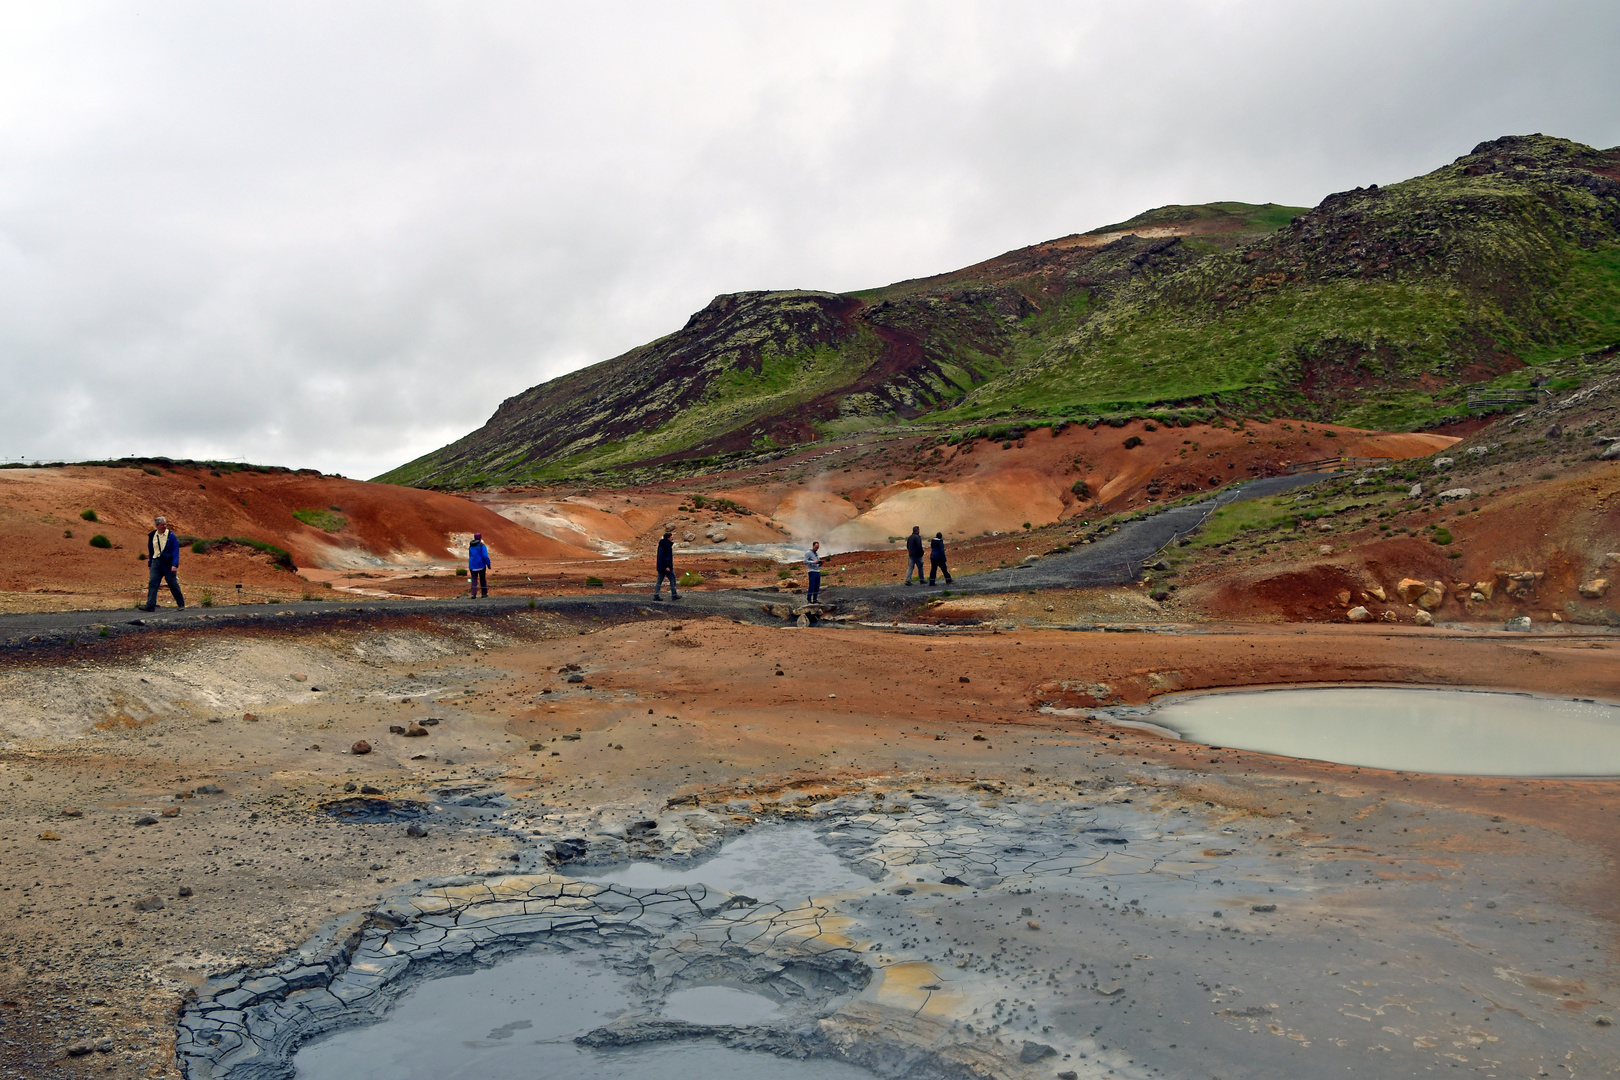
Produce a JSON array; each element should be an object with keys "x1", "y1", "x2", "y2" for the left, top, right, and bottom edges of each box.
[{"x1": 154, "y1": 516, "x2": 167, "y2": 524}]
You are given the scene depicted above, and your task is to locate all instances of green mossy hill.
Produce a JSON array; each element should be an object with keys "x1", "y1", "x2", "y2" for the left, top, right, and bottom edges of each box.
[
  {"x1": 380, "y1": 135, "x2": 1620, "y2": 488},
  {"x1": 956, "y1": 134, "x2": 1620, "y2": 428}
]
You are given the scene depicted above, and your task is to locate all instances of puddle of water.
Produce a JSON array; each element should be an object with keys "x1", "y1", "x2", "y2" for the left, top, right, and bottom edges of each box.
[
  {"x1": 583, "y1": 824, "x2": 872, "y2": 899},
  {"x1": 663, "y1": 986, "x2": 784, "y2": 1025},
  {"x1": 1152, "y1": 686, "x2": 1620, "y2": 776},
  {"x1": 293, "y1": 950, "x2": 869, "y2": 1080}
]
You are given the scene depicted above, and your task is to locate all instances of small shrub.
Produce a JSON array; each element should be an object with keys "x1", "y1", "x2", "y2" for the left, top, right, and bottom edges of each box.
[
  {"x1": 142, "y1": 466, "x2": 161, "y2": 476},
  {"x1": 527, "y1": 598, "x2": 536, "y2": 609},
  {"x1": 99, "y1": 626, "x2": 109, "y2": 638},
  {"x1": 200, "y1": 591, "x2": 214, "y2": 607},
  {"x1": 777, "y1": 567, "x2": 792, "y2": 579},
  {"x1": 726, "y1": 566, "x2": 741, "y2": 575},
  {"x1": 677, "y1": 571, "x2": 703, "y2": 587},
  {"x1": 1143, "y1": 422, "x2": 1157, "y2": 432},
  {"x1": 455, "y1": 567, "x2": 468, "y2": 576},
  {"x1": 89, "y1": 534, "x2": 112, "y2": 549},
  {"x1": 292, "y1": 508, "x2": 346, "y2": 532},
  {"x1": 80, "y1": 509, "x2": 98, "y2": 522},
  {"x1": 1071, "y1": 479, "x2": 1091, "y2": 499},
  {"x1": 63, "y1": 528, "x2": 73, "y2": 538},
  {"x1": 585, "y1": 576, "x2": 604, "y2": 587},
  {"x1": 191, "y1": 540, "x2": 208, "y2": 554},
  {"x1": 1432, "y1": 527, "x2": 1453, "y2": 545},
  {"x1": 1123, "y1": 435, "x2": 1143, "y2": 449},
  {"x1": 1022, "y1": 522, "x2": 1031, "y2": 530}
]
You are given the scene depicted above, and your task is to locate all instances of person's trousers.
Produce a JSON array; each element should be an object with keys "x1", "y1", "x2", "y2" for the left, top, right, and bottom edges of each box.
[
  {"x1": 656, "y1": 568, "x2": 678, "y2": 597},
  {"x1": 929, "y1": 558, "x2": 953, "y2": 585},
  {"x1": 906, "y1": 555, "x2": 925, "y2": 583},
  {"x1": 807, "y1": 570, "x2": 820, "y2": 601},
  {"x1": 468, "y1": 568, "x2": 487, "y2": 596},
  {"x1": 146, "y1": 563, "x2": 184, "y2": 609}
]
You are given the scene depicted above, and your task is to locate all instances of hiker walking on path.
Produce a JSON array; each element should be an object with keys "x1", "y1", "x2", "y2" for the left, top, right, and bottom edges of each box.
[
  {"x1": 467, "y1": 532, "x2": 492, "y2": 597},
  {"x1": 654, "y1": 529, "x2": 679, "y2": 600},
  {"x1": 143, "y1": 515, "x2": 184, "y2": 611},
  {"x1": 928, "y1": 532, "x2": 953, "y2": 585},
  {"x1": 805, "y1": 541, "x2": 823, "y2": 603},
  {"x1": 904, "y1": 526, "x2": 925, "y2": 585}
]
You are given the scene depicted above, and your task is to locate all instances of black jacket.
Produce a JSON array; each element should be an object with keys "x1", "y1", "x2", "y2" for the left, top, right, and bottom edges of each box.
[
  {"x1": 906, "y1": 533, "x2": 924, "y2": 558},
  {"x1": 929, "y1": 537, "x2": 946, "y2": 561},
  {"x1": 146, "y1": 530, "x2": 180, "y2": 570},
  {"x1": 656, "y1": 537, "x2": 674, "y2": 571}
]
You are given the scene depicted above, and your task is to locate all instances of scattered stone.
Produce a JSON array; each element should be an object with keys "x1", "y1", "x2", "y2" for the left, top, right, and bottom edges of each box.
[
  {"x1": 344, "y1": 782, "x2": 357, "y2": 792},
  {"x1": 959, "y1": 676, "x2": 971, "y2": 683},
  {"x1": 132, "y1": 895, "x2": 165, "y2": 912},
  {"x1": 1019, "y1": 1041, "x2": 1057, "y2": 1063},
  {"x1": 243, "y1": 713, "x2": 257, "y2": 722},
  {"x1": 66, "y1": 1043, "x2": 95, "y2": 1057},
  {"x1": 1602, "y1": 442, "x2": 1620, "y2": 460},
  {"x1": 405, "y1": 823, "x2": 428, "y2": 838},
  {"x1": 1437, "y1": 487, "x2": 1473, "y2": 501},
  {"x1": 195, "y1": 784, "x2": 223, "y2": 794},
  {"x1": 1251, "y1": 903, "x2": 1277, "y2": 913},
  {"x1": 1396, "y1": 578, "x2": 1428, "y2": 603},
  {"x1": 361, "y1": 785, "x2": 384, "y2": 795},
  {"x1": 61, "y1": 807, "x2": 83, "y2": 817},
  {"x1": 1367, "y1": 584, "x2": 1386, "y2": 601},
  {"x1": 161, "y1": 806, "x2": 180, "y2": 818},
  {"x1": 133, "y1": 815, "x2": 158, "y2": 826},
  {"x1": 178, "y1": 886, "x2": 193, "y2": 898},
  {"x1": 1346, "y1": 606, "x2": 1372, "y2": 622},
  {"x1": 1472, "y1": 580, "x2": 1495, "y2": 600},
  {"x1": 389, "y1": 724, "x2": 406, "y2": 734},
  {"x1": 1578, "y1": 578, "x2": 1610, "y2": 598},
  {"x1": 1408, "y1": 483, "x2": 1423, "y2": 497},
  {"x1": 1416, "y1": 582, "x2": 1445, "y2": 611},
  {"x1": 1433, "y1": 457, "x2": 1454, "y2": 469},
  {"x1": 1413, "y1": 610, "x2": 1434, "y2": 626},
  {"x1": 1317, "y1": 544, "x2": 1334, "y2": 555},
  {"x1": 37, "y1": 831, "x2": 60, "y2": 841},
  {"x1": 1058, "y1": 1073, "x2": 1079, "y2": 1080},
  {"x1": 1505, "y1": 615, "x2": 1533, "y2": 631},
  {"x1": 351, "y1": 740, "x2": 372, "y2": 755}
]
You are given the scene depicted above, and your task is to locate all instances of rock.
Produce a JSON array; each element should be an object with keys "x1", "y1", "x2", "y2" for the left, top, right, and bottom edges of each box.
[
  {"x1": 1346, "y1": 606, "x2": 1372, "y2": 622},
  {"x1": 406, "y1": 823, "x2": 428, "y2": 838},
  {"x1": 1579, "y1": 578, "x2": 1610, "y2": 598},
  {"x1": 959, "y1": 676, "x2": 970, "y2": 683},
  {"x1": 178, "y1": 885, "x2": 193, "y2": 897},
  {"x1": 1317, "y1": 522, "x2": 1333, "y2": 532},
  {"x1": 1413, "y1": 610, "x2": 1434, "y2": 626},
  {"x1": 1416, "y1": 582, "x2": 1445, "y2": 611},
  {"x1": 1336, "y1": 590, "x2": 1352, "y2": 605},
  {"x1": 1019, "y1": 1042, "x2": 1058, "y2": 1064},
  {"x1": 361, "y1": 784, "x2": 384, "y2": 794},
  {"x1": 1058, "y1": 1073, "x2": 1079, "y2": 1080},
  {"x1": 1437, "y1": 487, "x2": 1473, "y2": 501},
  {"x1": 403, "y1": 724, "x2": 428, "y2": 737},
  {"x1": 1367, "y1": 584, "x2": 1387, "y2": 601},
  {"x1": 1545, "y1": 424, "x2": 1563, "y2": 439},
  {"x1": 351, "y1": 740, "x2": 371, "y2": 754},
  {"x1": 1602, "y1": 442, "x2": 1620, "y2": 460},
  {"x1": 1433, "y1": 457, "x2": 1454, "y2": 469},
  {"x1": 133, "y1": 895, "x2": 165, "y2": 912},
  {"x1": 566, "y1": 673, "x2": 585, "y2": 683},
  {"x1": 160, "y1": 806, "x2": 180, "y2": 818},
  {"x1": 1251, "y1": 903, "x2": 1277, "y2": 912},
  {"x1": 1317, "y1": 544, "x2": 1333, "y2": 555},
  {"x1": 66, "y1": 1043, "x2": 95, "y2": 1057},
  {"x1": 37, "y1": 830, "x2": 60, "y2": 841},
  {"x1": 1505, "y1": 615, "x2": 1533, "y2": 631},
  {"x1": 133, "y1": 815, "x2": 158, "y2": 826},
  {"x1": 1408, "y1": 483, "x2": 1423, "y2": 497},
  {"x1": 61, "y1": 807, "x2": 83, "y2": 817},
  {"x1": 683, "y1": 532, "x2": 696, "y2": 542},
  {"x1": 1396, "y1": 578, "x2": 1429, "y2": 603},
  {"x1": 796, "y1": 613, "x2": 810, "y2": 627},
  {"x1": 389, "y1": 724, "x2": 406, "y2": 734},
  {"x1": 243, "y1": 712, "x2": 257, "y2": 722},
  {"x1": 1470, "y1": 591, "x2": 1486, "y2": 602},
  {"x1": 1472, "y1": 580, "x2": 1495, "y2": 600},
  {"x1": 1379, "y1": 610, "x2": 1397, "y2": 621}
]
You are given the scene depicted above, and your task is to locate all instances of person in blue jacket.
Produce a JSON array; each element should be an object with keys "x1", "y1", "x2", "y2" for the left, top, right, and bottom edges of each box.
[
  {"x1": 467, "y1": 532, "x2": 492, "y2": 597},
  {"x1": 143, "y1": 515, "x2": 184, "y2": 611}
]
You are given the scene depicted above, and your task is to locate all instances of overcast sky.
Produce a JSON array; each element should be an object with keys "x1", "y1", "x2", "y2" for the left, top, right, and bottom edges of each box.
[{"x1": 2, "y1": 1, "x2": 1617, "y2": 479}]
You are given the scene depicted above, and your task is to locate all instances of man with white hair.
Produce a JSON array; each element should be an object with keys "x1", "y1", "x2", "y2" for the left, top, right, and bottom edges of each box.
[{"x1": 143, "y1": 515, "x2": 185, "y2": 611}]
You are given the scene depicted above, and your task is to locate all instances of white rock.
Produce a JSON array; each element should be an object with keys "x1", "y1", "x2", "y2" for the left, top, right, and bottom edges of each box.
[
  {"x1": 1437, "y1": 488, "x2": 1473, "y2": 501},
  {"x1": 1408, "y1": 483, "x2": 1423, "y2": 498},
  {"x1": 1412, "y1": 610, "x2": 1434, "y2": 626},
  {"x1": 1504, "y1": 615, "x2": 1533, "y2": 631},
  {"x1": 1346, "y1": 606, "x2": 1372, "y2": 622},
  {"x1": 1433, "y1": 457, "x2": 1454, "y2": 470}
]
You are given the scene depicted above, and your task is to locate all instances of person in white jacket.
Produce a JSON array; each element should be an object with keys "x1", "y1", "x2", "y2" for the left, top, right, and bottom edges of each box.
[{"x1": 804, "y1": 541, "x2": 823, "y2": 603}]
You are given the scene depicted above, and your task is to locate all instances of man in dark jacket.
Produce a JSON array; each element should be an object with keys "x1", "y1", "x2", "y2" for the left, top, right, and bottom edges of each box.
[
  {"x1": 654, "y1": 529, "x2": 679, "y2": 600},
  {"x1": 143, "y1": 515, "x2": 184, "y2": 611},
  {"x1": 904, "y1": 526, "x2": 925, "y2": 585},
  {"x1": 928, "y1": 532, "x2": 953, "y2": 585}
]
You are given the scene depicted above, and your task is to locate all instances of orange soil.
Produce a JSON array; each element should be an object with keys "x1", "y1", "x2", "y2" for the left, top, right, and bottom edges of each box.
[{"x1": 0, "y1": 465, "x2": 595, "y2": 606}]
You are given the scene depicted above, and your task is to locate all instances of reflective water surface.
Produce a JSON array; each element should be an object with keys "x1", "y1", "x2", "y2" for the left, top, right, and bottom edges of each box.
[{"x1": 1151, "y1": 686, "x2": 1620, "y2": 776}]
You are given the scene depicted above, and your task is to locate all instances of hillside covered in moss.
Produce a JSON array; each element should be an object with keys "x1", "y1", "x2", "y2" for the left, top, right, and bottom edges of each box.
[{"x1": 379, "y1": 135, "x2": 1620, "y2": 489}]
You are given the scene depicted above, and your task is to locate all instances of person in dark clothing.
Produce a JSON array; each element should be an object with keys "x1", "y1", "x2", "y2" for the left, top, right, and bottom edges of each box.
[
  {"x1": 654, "y1": 529, "x2": 679, "y2": 600},
  {"x1": 804, "y1": 541, "x2": 822, "y2": 602},
  {"x1": 904, "y1": 526, "x2": 925, "y2": 585},
  {"x1": 928, "y1": 532, "x2": 953, "y2": 585},
  {"x1": 143, "y1": 515, "x2": 184, "y2": 611},
  {"x1": 467, "y1": 532, "x2": 492, "y2": 597}
]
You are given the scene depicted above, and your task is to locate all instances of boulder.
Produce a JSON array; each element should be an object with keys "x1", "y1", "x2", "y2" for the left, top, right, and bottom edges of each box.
[
  {"x1": 1408, "y1": 483, "x2": 1423, "y2": 498},
  {"x1": 1416, "y1": 582, "x2": 1446, "y2": 611},
  {"x1": 1412, "y1": 610, "x2": 1434, "y2": 626},
  {"x1": 1505, "y1": 615, "x2": 1533, "y2": 631},
  {"x1": 351, "y1": 740, "x2": 371, "y2": 755},
  {"x1": 1579, "y1": 578, "x2": 1610, "y2": 598},
  {"x1": 1472, "y1": 579, "x2": 1495, "y2": 600},
  {"x1": 1396, "y1": 578, "x2": 1429, "y2": 603},
  {"x1": 1433, "y1": 457, "x2": 1454, "y2": 470},
  {"x1": 1603, "y1": 442, "x2": 1620, "y2": 460},
  {"x1": 1346, "y1": 606, "x2": 1372, "y2": 622},
  {"x1": 1367, "y1": 584, "x2": 1387, "y2": 601},
  {"x1": 1437, "y1": 488, "x2": 1473, "y2": 501}
]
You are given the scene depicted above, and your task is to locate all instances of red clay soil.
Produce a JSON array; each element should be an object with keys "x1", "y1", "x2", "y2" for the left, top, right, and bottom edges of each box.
[{"x1": 0, "y1": 465, "x2": 595, "y2": 607}]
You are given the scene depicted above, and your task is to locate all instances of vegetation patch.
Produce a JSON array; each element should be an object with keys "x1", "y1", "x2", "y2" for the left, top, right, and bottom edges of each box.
[{"x1": 292, "y1": 508, "x2": 347, "y2": 532}]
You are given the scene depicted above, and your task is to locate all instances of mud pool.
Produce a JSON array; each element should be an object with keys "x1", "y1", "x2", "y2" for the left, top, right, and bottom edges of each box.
[
  {"x1": 1149, "y1": 686, "x2": 1620, "y2": 776},
  {"x1": 293, "y1": 949, "x2": 870, "y2": 1080}
]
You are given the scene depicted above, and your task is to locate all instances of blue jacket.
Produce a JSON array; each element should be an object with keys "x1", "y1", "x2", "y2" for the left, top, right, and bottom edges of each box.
[
  {"x1": 147, "y1": 530, "x2": 180, "y2": 570},
  {"x1": 468, "y1": 541, "x2": 492, "y2": 571}
]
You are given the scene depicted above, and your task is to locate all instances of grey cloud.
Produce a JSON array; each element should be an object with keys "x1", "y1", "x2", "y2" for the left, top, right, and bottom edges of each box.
[{"x1": 1, "y1": 0, "x2": 1616, "y2": 478}]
